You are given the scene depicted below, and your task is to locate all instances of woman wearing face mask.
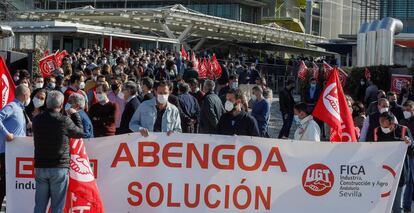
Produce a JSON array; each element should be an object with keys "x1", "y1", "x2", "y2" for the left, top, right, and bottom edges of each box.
[
  {"x1": 88, "y1": 83, "x2": 117, "y2": 137},
  {"x1": 26, "y1": 89, "x2": 47, "y2": 120},
  {"x1": 293, "y1": 102, "x2": 321, "y2": 141}
]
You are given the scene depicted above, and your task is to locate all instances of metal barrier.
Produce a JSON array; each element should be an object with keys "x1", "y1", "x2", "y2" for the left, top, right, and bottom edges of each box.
[{"x1": 256, "y1": 63, "x2": 299, "y2": 94}]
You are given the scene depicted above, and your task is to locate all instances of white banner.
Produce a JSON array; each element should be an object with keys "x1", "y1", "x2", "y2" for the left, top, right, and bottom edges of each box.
[{"x1": 6, "y1": 133, "x2": 408, "y2": 213}]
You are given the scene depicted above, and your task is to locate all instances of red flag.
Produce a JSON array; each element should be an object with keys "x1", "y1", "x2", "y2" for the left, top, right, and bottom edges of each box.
[
  {"x1": 55, "y1": 50, "x2": 68, "y2": 68},
  {"x1": 198, "y1": 58, "x2": 207, "y2": 79},
  {"x1": 364, "y1": 67, "x2": 371, "y2": 80},
  {"x1": 191, "y1": 52, "x2": 198, "y2": 71},
  {"x1": 63, "y1": 138, "x2": 104, "y2": 212},
  {"x1": 206, "y1": 58, "x2": 215, "y2": 80},
  {"x1": 180, "y1": 46, "x2": 188, "y2": 61},
  {"x1": 0, "y1": 57, "x2": 15, "y2": 109},
  {"x1": 338, "y1": 67, "x2": 348, "y2": 86},
  {"x1": 322, "y1": 61, "x2": 333, "y2": 79},
  {"x1": 39, "y1": 54, "x2": 58, "y2": 78},
  {"x1": 211, "y1": 54, "x2": 222, "y2": 78},
  {"x1": 297, "y1": 60, "x2": 308, "y2": 81},
  {"x1": 44, "y1": 50, "x2": 49, "y2": 57},
  {"x1": 312, "y1": 67, "x2": 357, "y2": 142},
  {"x1": 312, "y1": 62, "x2": 319, "y2": 80}
]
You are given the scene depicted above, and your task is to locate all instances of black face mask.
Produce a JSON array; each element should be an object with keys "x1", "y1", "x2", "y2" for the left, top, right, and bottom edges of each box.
[{"x1": 111, "y1": 84, "x2": 119, "y2": 91}]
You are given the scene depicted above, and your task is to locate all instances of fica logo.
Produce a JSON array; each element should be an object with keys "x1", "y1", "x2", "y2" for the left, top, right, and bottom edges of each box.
[{"x1": 302, "y1": 163, "x2": 334, "y2": 196}]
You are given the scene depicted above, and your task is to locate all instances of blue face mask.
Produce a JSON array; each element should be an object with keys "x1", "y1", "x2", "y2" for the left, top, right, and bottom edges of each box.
[
  {"x1": 294, "y1": 115, "x2": 301, "y2": 124},
  {"x1": 310, "y1": 83, "x2": 316, "y2": 88},
  {"x1": 64, "y1": 103, "x2": 71, "y2": 111}
]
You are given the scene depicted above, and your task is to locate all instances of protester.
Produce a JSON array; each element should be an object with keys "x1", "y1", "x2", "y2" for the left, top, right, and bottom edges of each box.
[
  {"x1": 129, "y1": 80, "x2": 181, "y2": 136},
  {"x1": 293, "y1": 102, "x2": 321, "y2": 141},
  {"x1": 303, "y1": 78, "x2": 321, "y2": 113},
  {"x1": 84, "y1": 66, "x2": 101, "y2": 92},
  {"x1": 64, "y1": 72, "x2": 85, "y2": 104},
  {"x1": 26, "y1": 88, "x2": 48, "y2": 119},
  {"x1": 107, "y1": 77, "x2": 126, "y2": 132},
  {"x1": 352, "y1": 101, "x2": 366, "y2": 130},
  {"x1": 387, "y1": 91, "x2": 404, "y2": 122},
  {"x1": 118, "y1": 81, "x2": 140, "y2": 134},
  {"x1": 33, "y1": 91, "x2": 84, "y2": 213},
  {"x1": 248, "y1": 63, "x2": 260, "y2": 84},
  {"x1": 0, "y1": 85, "x2": 30, "y2": 206},
  {"x1": 278, "y1": 79, "x2": 296, "y2": 139},
  {"x1": 359, "y1": 98, "x2": 394, "y2": 142},
  {"x1": 178, "y1": 82, "x2": 200, "y2": 133},
  {"x1": 188, "y1": 78, "x2": 205, "y2": 106},
  {"x1": 218, "y1": 75, "x2": 238, "y2": 103},
  {"x1": 401, "y1": 100, "x2": 414, "y2": 212},
  {"x1": 366, "y1": 90, "x2": 386, "y2": 115},
  {"x1": 68, "y1": 93, "x2": 94, "y2": 138},
  {"x1": 216, "y1": 89, "x2": 259, "y2": 136},
  {"x1": 86, "y1": 75, "x2": 107, "y2": 108},
  {"x1": 373, "y1": 112, "x2": 412, "y2": 213},
  {"x1": 88, "y1": 83, "x2": 117, "y2": 137},
  {"x1": 33, "y1": 76, "x2": 44, "y2": 90},
  {"x1": 365, "y1": 80, "x2": 379, "y2": 106},
  {"x1": 139, "y1": 77, "x2": 154, "y2": 102},
  {"x1": 182, "y1": 61, "x2": 199, "y2": 83},
  {"x1": 199, "y1": 80, "x2": 224, "y2": 134},
  {"x1": 251, "y1": 86, "x2": 270, "y2": 137}
]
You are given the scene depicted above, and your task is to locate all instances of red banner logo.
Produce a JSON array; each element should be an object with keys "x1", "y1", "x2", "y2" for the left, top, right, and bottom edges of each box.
[{"x1": 302, "y1": 163, "x2": 334, "y2": 196}]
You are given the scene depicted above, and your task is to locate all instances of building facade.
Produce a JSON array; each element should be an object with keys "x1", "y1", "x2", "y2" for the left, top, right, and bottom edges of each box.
[{"x1": 380, "y1": 0, "x2": 414, "y2": 33}]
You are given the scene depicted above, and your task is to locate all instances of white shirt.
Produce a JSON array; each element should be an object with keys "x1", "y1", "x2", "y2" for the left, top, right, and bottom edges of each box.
[{"x1": 294, "y1": 115, "x2": 321, "y2": 142}]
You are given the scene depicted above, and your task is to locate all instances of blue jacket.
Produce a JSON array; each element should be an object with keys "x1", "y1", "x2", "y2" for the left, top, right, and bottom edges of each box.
[
  {"x1": 251, "y1": 99, "x2": 270, "y2": 134},
  {"x1": 129, "y1": 98, "x2": 181, "y2": 133},
  {"x1": 78, "y1": 109, "x2": 94, "y2": 138}
]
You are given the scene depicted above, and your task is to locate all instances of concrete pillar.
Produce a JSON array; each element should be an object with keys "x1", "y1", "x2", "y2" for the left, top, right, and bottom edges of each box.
[
  {"x1": 47, "y1": 33, "x2": 53, "y2": 52},
  {"x1": 305, "y1": 0, "x2": 313, "y2": 34},
  {"x1": 109, "y1": 35, "x2": 113, "y2": 51}
]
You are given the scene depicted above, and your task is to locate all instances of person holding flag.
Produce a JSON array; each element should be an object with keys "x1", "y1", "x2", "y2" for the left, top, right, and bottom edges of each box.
[{"x1": 312, "y1": 67, "x2": 357, "y2": 142}]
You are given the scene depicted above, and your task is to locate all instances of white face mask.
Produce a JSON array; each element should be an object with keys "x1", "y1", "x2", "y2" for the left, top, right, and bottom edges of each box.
[
  {"x1": 251, "y1": 94, "x2": 257, "y2": 101},
  {"x1": 34, "y1": 83, "x2": 44, "y2": 89},
  {"x1": 157, "y1": 94, "x2": 169, "y2": 104},
  {"x1": 101, "y1": 59, "x2": 107, "y2": 64},
  {"x1": 231, "y1": 82, "x2": 238, "y2": 89},
  {"x1": 404, "y1": 111, "x2": 412, "y2": 119},
  {"x1": 79, "y1": 82, "x2": 85, "y2": 90},
  {"x1": 379, "y1": 107, "x2": 389, "y2": 114},
  {"x1": 96, "y1": 93, "x2": 107, "y2": 103},
  {"x1": 61, "y1": 86, "x2": 67, "y2": 93},
  {"x1": 81, "y1": 65, "x2": 86, "y2": 70},
  {"x1": 381, "y1": 127, "x2": 392, "y2": 134},
  {"x1": 224, "y1": 100, "x2": 235, "y2": 112},
  {"x1": 24, "y1": 97, "x2": 31, "y2": 107},
  {"x1": 32, "y1": 97, "x2": 44, "y2": 108},
  {"x1": 117, "y1": 92, "x2": 125, "y2": 100}
]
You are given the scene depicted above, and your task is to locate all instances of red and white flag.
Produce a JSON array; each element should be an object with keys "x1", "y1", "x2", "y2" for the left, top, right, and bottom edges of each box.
[
  {"x1": 55, "y1": 50, "x2": 68, "y2": 68},
  {"x1": 338, "y1": 67, "x2": 348, "y2": 86},
  {"x1": 312, "y1": 62, "x2": 319, "y2": 80},
  {"x1": 365, "y1": 67, "x2": 371, "y2": 80},
  {"x1": 206, "y1": 57, "x2": 215, "y2": 80},
  {"x1": 180, "y1": 46, "x2": 188, "y2": 61},
  {"x1": 198, "y1": 58, "x2": 207, "y2": 79},
  {"x1": 39, "y1": 54, "x2": 58, "y2": 78},
  {"x1": 297, "y1": 60, "x2": 308, "y2": 81},
  {"x1": 211, "y1": 54, "x2": 222, "y2": 79},
  {"x1": 191, "y1": 51, "x2": 198, "y2": 71},
  {"x1": 0, "y1": 57, "x2": 15, "y2": 109},
  {"x1": 63, "y1": 138, "x2": 104, "y2": 212},
  {"x1": 312, "y1": 67, "x2": 357, "y2": 142},
  {"x1": 322, "y1": 61, "x2": 333, "y2": 79}
]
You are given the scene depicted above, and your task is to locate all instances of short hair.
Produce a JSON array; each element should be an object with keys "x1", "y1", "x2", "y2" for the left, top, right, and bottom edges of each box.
[
  {"x1": 69, "y1": 93, "x2": 85, "y2": 109},
  {"x1": 387, "y1": 91, "x2": 396, "y2": 97},
  {"x1": 286, "y1": 79, "x2": 295, "y2": 85},
  {"x1": 187, "y1": 61, "x2": 194, "y2": 68},
  {"x1": 294, "y1": 102, "x2": 308, "y2": 114},
  {"x1": 69, "y1": 73, "x2": 83, "y2": 84},
  {"x1": 252, "y1": 85, "x2": 263, "y2": 94},
  {"x1": 97, "y1": 75, "x2": 106, "y2": 81},
  {"x1": 204, "y1": 80, "x2": 215, "y2": 91},
  {"x1": 96, "y1": 82, "x2": 110, "y2": 93},
  {"x1": 155, "y1": 80, "x2": 170, "y2": 90},
  {"x1": 15, "y1": 84, "x2": 30, "y2": 98},
  {"x1": 142, "y1": 77, "x2": 154, "y2": 90},
  {"x1": 380, "y1": 111, "x2": 395, "y2": 123},
  {"x1": 178, "y1": 83, "x2": 190, "y2": 93},
  {"x1": 188, "y1": 78, "x2": 198, "y2": 86},
  {"x1": 227, "y1": 88, "x2": 244, "y2": 100},
  {"x1": 123, "y1": 81, "x2": 137, "y2": 96},
  {"x1": 229, "y1": 75, "x2": 238, "y2": 81},
  {"x1": 46, "y1": 91, "x2": 64, "y2": 110},
  {"x1": 403, "y1": 100, "x2": 414, "y2": 108},
  {"x1": 378, "y1": 98, "x2": 389, "y2": 106}
]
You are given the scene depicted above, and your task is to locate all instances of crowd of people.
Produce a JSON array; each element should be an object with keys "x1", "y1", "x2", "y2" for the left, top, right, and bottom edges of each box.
[{"x1": 0, "y1": 46, "x2": 412, "y2": 212}]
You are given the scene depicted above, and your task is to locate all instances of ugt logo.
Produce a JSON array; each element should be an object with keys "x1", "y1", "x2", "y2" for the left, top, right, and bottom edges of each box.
[{"x1": 302, "y1": 163, "x2": 334, "y2": 196}]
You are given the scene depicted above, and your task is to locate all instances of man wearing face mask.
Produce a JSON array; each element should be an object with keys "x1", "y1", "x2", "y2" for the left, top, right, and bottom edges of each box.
[
  {"x1": 278, "y1": 79, "x2": 296, "y2": 139},
  {"x1": 293, "y1": 102, "x2": 320, "y2": 141},
  {"x1": 387, "y1": 91, "x2": 404, "y2": 122},
  {"x1": 373, "y1": 112, "x2": 413, "y2": 213},
  {"x1": 182, "y1": 61, "x2": 199, "y2": 83},
  {"x1": 359, "y1": 98, "x2": 398, "y2": 142},
  {"x1": 129, "y1": 80, "x2": 181, "y2": 137},
  {"x1": 304, "y1": 78, "x2": 321, "y2": 113},
  {"x1": 64, "y1": 73, "x2": 85, "y2": 105},
  {"x1": 155, "y1": 58, "x2": 170, "y2": 81},
  {"x1": 67, "y1": 93, "x2": 93, "y2": 138},
  {"x1": 118, "y1": 81, "x2": 140, "y2": 135},
  {"x1": 218, "y1": 75, "x2": 238, "y2": 104},
  {"x1": 400, "y1": 100, "x2": 414, "y2": 212},
  {"x1": 216, "y1": 89, "x2": 259, "y2": 136},
  {"x1": 33, "y1": 76, "x2": 44, "y2": 90},
  {"x1": 0, "y1": 85, "x2": 31, "y2": 206},
  {"x1": 107, "y1": 78, "x2": 126, "y2": 133},
  {"x1": 251, "y1": 86, "x2": 271, "y2": 137},
  {"x1": 88, "y1": 83, "x2": 117, "y2": 137}
]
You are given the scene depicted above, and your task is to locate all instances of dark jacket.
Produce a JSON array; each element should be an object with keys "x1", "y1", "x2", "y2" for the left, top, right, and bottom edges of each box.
[
  {"x1": 217, "y1": 66, "x2": 229, "y2": 85},
  {"x1": 182, "y1": 68, "x2": 199, "y2": 82},
  {"x1": 279, "y1": 87, "x2": 295, "y2": 114},
  {"x1": 33, "y1": 110, "x2": 84, "y2": 168},
  {"x1": 248, "y1": 69, "x2": 260, "y2": 84},
  {"x1": 199, "y1": 91, "x2": 224, "y2": 134},
  {"x1": 238, "y1": 70, "x2": 250, "y2": 85},
  {"x1": 390, "y1": 101, "x2": 404, "y2": 122},
  {"x1": 178, "y1": 92, "x2": 200, "y2": 133},
  {"x1": 217, "y1": 111, "x2": 260, "y2": 136},
  {"x1": 119, "y1": 96, "x2": 140, "y2": 134}
]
